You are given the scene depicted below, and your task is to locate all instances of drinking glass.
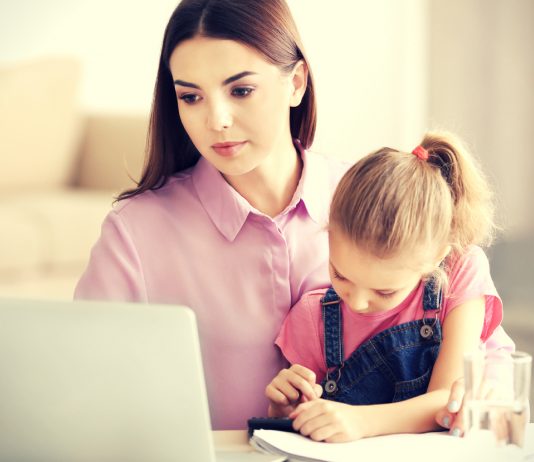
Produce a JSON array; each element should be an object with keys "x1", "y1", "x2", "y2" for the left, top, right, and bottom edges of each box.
[{"x1": 463, "y1": 350, "x2": 531, "y2": 448}]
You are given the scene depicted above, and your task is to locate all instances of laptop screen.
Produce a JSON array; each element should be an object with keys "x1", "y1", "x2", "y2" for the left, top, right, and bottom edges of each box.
[{"x1": 0, "y1": 299, "x2": 215, "y2": 462}]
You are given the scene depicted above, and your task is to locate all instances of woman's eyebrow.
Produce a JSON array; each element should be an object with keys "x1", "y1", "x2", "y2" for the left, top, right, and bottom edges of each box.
[
  {"x1": 222, "y1": 71, "x2": 257, "y2": 85},
  {"x1": 173, "y1": 71, "x2": 258, "y2": 89},
  {"x1": 173, "y1": 79, "x2": 200, "y2": 89}
]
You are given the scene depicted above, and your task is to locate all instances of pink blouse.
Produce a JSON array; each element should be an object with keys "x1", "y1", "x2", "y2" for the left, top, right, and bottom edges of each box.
[{"x1": 74, "y1": 149, "x2": 349, "y2": 429}]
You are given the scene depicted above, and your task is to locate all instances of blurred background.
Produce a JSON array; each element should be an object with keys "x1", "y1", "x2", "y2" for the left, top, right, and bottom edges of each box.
[{"x1": 0, "y1": 1, "x2": 532, "y2": 368}]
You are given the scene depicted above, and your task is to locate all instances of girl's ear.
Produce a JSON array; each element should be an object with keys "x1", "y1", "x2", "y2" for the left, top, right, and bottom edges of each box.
[
  {"x1": 289, "y1": 60, "x2": 308, "y2": 107},
  {"x1": 435, "y1": 245, "x2": 452, "y2": 267}
]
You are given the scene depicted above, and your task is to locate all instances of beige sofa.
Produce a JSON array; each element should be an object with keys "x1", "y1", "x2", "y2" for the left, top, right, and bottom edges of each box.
[{"x1": 0, "y1": 58, "x2": 147, "y2": 300}]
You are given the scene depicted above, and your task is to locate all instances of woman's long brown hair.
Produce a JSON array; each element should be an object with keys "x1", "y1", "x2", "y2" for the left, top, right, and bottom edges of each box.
[{"x1": 118, "y1": 0, "x2": 316, "y2": 201}]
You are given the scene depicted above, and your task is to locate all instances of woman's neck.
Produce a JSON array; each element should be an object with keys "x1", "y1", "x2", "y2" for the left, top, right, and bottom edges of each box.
[{"x1": 224, "y1": 142, "x2": 303, "y2": 218}]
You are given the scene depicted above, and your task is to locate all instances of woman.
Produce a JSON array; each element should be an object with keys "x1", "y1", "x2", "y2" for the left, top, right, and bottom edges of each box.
[
  {"x1": 75, "y1": 0, "x2": 347, "y2": 430},
  {"x1": 75, "y1": 0, "x2": 512, "y2": 432}
]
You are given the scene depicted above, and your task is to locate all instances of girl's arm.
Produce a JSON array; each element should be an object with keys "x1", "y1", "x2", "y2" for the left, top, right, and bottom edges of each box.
[{"x1": 290, "y1": 298, "x2": 486, "y2": 442}]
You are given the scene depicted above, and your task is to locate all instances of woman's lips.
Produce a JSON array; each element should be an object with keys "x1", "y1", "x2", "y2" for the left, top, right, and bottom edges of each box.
[{"x1": 211, "y1": 141, "x2": 247, "y2": 157}]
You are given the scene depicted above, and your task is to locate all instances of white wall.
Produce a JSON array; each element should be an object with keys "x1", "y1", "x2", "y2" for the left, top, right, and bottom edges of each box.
[
  {"x1": 0, "y1": 0, "x2": 428, "y2": 161},
  {"x1": 428, "y1": 0, "x2": 534, "y2": 238},
  {"x1": 0, "y1": 0, "x2": 178, "y2": 113},
  {"x1": 3, "y1": 0, "x2": 530, "y2": 236},
  {"x1": 289, "y1": 0, "x2": 428, "y2": 159}
]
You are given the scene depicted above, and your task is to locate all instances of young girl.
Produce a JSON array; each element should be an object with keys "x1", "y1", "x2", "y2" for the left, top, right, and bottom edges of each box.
[{"x1": 266, "y1": 132, "x2": 504, "y2": 442}]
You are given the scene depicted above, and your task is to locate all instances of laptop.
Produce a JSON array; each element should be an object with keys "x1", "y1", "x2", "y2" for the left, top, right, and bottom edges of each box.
[{"x1": 0, "y1": 299, "x2": 283, "y2": 462}]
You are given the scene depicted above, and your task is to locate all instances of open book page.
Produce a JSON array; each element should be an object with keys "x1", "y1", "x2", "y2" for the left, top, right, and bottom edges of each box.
[{"x1": 250, "y1": 427, "x2": 534, "y2": 462}]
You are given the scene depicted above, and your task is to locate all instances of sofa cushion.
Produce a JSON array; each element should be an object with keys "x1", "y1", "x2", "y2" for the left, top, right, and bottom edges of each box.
[
  {"x1": 0, "y1": 270, "x2": 82, "y2": 301},
  {"x1": 0, "y1": 190, "x2": 113, "y2": 275},
  {"x1": 0, "y1": 57, "x2": 82, "y2": 190},
  {"x1": 75, "y1": 114, "x2": 148, "y2": 191}
]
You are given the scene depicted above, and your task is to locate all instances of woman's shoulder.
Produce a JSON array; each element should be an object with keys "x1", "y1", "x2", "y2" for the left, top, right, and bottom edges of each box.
[
  {"x1": 299, "y1": 151, "x2": 352, "y2": 220},
  {"x1": 111, "y1": 169, "x2": 196, "y2": 217},
  {"x1": 305, "y1": 149, "x2": 352, "y2": 179}
]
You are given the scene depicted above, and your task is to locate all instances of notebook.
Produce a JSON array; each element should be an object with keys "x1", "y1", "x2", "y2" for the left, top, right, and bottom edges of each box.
[
  {"x1": 250, "y1": 427, "x2": 534, "y2": 462},
  {"x1": 0, "y1": 298, "x2": 282, "y2": 462}
]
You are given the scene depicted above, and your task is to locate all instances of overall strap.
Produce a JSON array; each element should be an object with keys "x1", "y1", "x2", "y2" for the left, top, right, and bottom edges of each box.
[
  {"x1": 420, "y1": 273, "x2": 443, "y2": 339},
  {"x1": 321, "y1": 287, "x2": 343, "y2": 369},
  {"x1": 422, "y1": 274, "x2": 443, "y2": 311}
]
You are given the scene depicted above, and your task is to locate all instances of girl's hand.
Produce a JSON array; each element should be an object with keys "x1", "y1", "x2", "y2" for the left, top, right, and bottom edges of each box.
[
  {"x1": 266, "y1": 364, "x2": 322, "y2": 417},
  {"x1": 289, "y1": 399, "x2": 366, "y2": 442}
]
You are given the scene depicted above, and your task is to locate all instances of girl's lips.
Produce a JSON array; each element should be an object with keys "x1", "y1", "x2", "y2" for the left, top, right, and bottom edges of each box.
[{"x1": 211, "y1": 141, "x2": 247, "y2": 157}]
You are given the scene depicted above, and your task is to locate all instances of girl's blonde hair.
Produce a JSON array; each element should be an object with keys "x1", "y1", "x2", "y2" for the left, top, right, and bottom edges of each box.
[{"x1": 329, "y1": 131, "x2": 496, "y2": 266}]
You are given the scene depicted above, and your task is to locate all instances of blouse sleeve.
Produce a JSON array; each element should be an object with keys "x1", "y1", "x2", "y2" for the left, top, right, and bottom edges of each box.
[
  {"x1": 443, "y1": 246, "x2": 503, "y2": 341},
  {"x1": 275, "y1": 292, "x2": 326, "y2": 380},
  {"x1": 73, "y1": 210, "x2": 147, "y2": 302}
]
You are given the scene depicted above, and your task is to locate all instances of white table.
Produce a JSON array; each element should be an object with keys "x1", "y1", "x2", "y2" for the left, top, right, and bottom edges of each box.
[{"x1": 214, "y1": 424, "x2": 534, "y2": 461}]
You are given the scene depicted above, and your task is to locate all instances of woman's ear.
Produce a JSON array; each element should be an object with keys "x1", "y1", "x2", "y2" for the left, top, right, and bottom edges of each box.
[{"x1": 289, "y1": 60, "x2": 308, "y2": 107}]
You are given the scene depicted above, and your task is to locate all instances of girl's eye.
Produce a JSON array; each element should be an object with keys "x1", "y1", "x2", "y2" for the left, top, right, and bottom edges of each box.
[
  {"x1": 377, "y1": 291, "x2": 396, "y2": 299},
  {"x1": 231, "y1": 87, "x2": 254, "y2": 98},
  {"x1": 178, "y1": 93, "x2": 201, "y2": 104},
  {"x1": 332, "y1": 270, "x2": 347, "y2": 281}
]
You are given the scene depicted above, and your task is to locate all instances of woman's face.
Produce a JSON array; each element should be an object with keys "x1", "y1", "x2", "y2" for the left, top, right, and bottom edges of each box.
[{"x1": 169, "y1": 36, "x2": 306, "y2": 177}]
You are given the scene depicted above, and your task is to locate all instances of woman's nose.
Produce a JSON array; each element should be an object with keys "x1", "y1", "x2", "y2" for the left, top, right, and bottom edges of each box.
[{"x1": 206, "y1": 101, "x2": 232, "y2": 131}]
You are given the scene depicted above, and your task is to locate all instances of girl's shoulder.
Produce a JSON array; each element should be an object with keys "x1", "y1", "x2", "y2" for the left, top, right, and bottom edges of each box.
[
  {"x1": 445, "y1": 245, "x2": 489, "y2": 278},
  {"x1": 299, "y1": 287, "x2": 331, "y2": 303},
  {"x1": 441, "y1": 245, "x2": 502, "y2": 341},
  {"x1": 292, "y1": 288, "x2": 331, "y2": 315}
]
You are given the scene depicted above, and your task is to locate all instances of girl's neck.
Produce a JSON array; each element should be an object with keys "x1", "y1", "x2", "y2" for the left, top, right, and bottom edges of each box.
[{"x1": 224, "y1": 141, "x2": 303, "y2": 218}]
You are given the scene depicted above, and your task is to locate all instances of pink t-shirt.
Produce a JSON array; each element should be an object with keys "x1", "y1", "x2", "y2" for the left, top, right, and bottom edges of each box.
[
  {"x1": 276, "y1": 246, "x2": 505, "y2": 383},
  {"x1": 74, "y1": 149, "x2": 349, "y2": 429}
]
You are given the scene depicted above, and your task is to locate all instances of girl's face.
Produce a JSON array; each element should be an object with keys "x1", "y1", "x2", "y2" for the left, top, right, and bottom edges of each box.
[
  {"x1": 328, "y1": 225, "x2": 432, "y2": 315},
  {"x1": 169, "y1": 36, "x2": 306, "y2": 177}
]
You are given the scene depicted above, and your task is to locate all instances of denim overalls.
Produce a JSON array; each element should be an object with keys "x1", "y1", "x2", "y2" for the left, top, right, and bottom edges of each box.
[{"x1": 320, "y1": 277, "x2": 442, "y2": 405}]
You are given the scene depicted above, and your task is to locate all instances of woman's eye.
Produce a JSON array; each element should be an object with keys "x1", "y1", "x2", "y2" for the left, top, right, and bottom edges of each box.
[
  {"x1": 231, "y1": 87, "x2": 254, "y2": 98},
  {"x1": 178, "y1": 94, "x2": 201, "y2": 104}
]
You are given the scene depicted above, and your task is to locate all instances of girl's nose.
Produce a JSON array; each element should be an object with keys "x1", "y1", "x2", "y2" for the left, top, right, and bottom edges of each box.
[{"x1": 347, "y1": 290, "x2": 370, "y2": 312}]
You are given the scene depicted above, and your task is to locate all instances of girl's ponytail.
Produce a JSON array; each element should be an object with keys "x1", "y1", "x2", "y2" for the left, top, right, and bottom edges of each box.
[
  {"x1": 329, "y1": 130, "x2": 496, "y2": 270},
  {"x1": 420, "y1": 132, "x2": 496, "y2": 250}
]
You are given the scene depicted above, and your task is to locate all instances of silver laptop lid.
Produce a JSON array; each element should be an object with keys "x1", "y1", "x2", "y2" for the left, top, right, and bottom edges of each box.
[{"x1": 0, "y1": 299, "x2": 215, "y2": 462}]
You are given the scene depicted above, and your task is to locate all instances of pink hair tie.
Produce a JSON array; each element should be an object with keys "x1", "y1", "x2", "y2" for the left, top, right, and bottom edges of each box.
[{"x1": 412, "y1": 145, "x2": 429, "y2": 161}]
